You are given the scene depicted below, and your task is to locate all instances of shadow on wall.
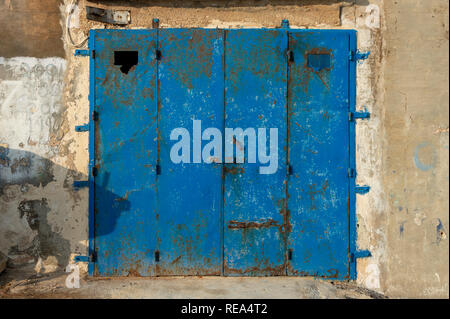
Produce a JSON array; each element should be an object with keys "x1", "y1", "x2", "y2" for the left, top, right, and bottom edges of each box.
[{"x1": 0, "y1": 146, "x2": 129, "y2": 269}]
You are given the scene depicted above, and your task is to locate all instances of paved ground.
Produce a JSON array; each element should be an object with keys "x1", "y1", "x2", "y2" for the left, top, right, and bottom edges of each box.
[{"x1": 0, "y1": 264, "x2": 387, "y2": 299}]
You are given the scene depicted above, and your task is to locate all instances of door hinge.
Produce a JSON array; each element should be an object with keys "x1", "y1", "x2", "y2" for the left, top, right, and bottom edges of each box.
[
  {"x1": 349, "y1": 50, "x2": 370, "y2": 62},
  {"x1": 287, "y1": 164, "x2": 293, "y2": 175},
  {"x1": 92, "y1": 111, "x2": 99, "y2": 121},
  {"x1": 348, "y1": 168, "x2": 356, "y2": 178},
  {"x1": 92, "y1": 50, "x2": 96, "y2": 59},
  {"x1": 75, "y1": 124, "x2": 89, "y2": 132},
  {"x1": 355, "y1": 185, "x2": 371, "y2": 194},
  {"x1": 73, "y1": 180, "x2": 89, "y2": 190},
  {"x1": 91, "y1": 166, "x2": 98, "y2": 177},
  {"x1": 287, "y1": 50, "x2": 294, "y2": 62},
  {"x1": 351, "y1": 250, "x2": 371, "y2": 263},
  {"x1": 156, "y1": 49, "x2": 162, "y2": 61},
  {"x1": 74, "y1": 252, "x2": 96, "y2": 263},
  {"x1": 156, "y1": 164, "x2": 161, "y2": 175},
  {"x1": 349, "y1": 111, "x2": 370, "y2": 122}
]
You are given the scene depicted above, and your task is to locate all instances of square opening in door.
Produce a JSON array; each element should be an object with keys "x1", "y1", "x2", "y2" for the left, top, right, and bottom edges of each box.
[{"x1": 114, "y1": 51, "x2": 138, "y2": 74}]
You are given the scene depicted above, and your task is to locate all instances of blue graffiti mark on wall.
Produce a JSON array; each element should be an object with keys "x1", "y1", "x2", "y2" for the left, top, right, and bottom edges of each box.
[
  {"x1": 413, "y1": 142, "x2": 437, "y2": 171},
  {"x1": 399, "y1": 221, "x2": 406, "y2": 236},
  {"x1": 436, "y1": 219, "x2": 447, "y2": 244}
]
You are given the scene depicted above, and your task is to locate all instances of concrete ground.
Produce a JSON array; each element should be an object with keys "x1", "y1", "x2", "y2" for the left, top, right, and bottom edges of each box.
[{"x1": 0, "y1": 264, "x2": 387, "y2": 299}]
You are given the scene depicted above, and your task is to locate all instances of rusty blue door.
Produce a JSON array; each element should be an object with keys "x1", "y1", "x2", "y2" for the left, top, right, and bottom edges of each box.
[
  {"x1": 286, "y1": 31, "x2": 352, "y2": 279},
  {"x1": 93, "y1": 29, "x2": 224, "y2": 276},
  {"x1": 93, "y1": 30, "x2": 159, "y2": 276},
  {"x1": 223, "y1": 30, "x2": 288, "y2": 275},
  {"x1": 90, "y1": 28, "x2": 355, "y2": 279}
]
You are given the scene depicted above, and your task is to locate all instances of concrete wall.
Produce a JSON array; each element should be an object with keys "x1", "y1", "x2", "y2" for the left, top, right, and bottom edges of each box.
[
  {"x1": 0, "y1": 0, "x2": 448, "y2": 298},
  {"x1": 382, "y1": 0, "x2": 449, "y2": 298}
]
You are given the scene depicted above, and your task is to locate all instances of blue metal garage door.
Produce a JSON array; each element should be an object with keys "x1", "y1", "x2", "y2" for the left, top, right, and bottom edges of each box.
[{"x1": 86, "y1": 28, "x2": 359, "y2": 279}]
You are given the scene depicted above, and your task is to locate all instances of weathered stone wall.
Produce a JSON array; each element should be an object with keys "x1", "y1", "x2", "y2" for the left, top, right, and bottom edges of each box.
[
  {"x1": 0, "y1": 0, "x2": 88, "y2": 273},
  {"x1": 0, "y1": 0, "x2": 448, "y2": 298}
]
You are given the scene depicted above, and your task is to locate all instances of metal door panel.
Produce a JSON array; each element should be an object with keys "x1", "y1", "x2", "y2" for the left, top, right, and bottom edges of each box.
[
  {"x1": 287, "y1": 31, "x2": 350, "y2": 279},
  {"x1": 93, "y1": 30, "x2": 158, "y2": 276},
  {"x1": 223, "y1": 30, "x2": 288, "y2": 275},
  {"x1": 156, "y1": 29, "x2": 224, "y2": 275}
]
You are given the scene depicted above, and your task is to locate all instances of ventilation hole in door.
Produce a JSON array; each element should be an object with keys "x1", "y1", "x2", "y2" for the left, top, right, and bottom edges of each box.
[
  {"x1": 307, "y1": 53, "x2": 331, "y2": 72},
  {"x1": 114, "y1": 51, "x2": 138, "y2": 74}
]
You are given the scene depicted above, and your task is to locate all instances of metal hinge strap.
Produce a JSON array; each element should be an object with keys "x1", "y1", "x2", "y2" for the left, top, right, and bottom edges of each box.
[
  {"x1": 351, "y1": 250, "x2": 372, "y2": 262},
  {"x1": 75, "y1": 124, "x2": 89, "y2": 132},
  {"x1": 74, "y1": 252, "x2": 96, "y2": 263},
  {"x1": 74, "y1": 49, "x2": 89, "y2": 57},
  {"x1": 73, "y1": 180, "x2": 89, "y2": 190},
  {"x1": 349, "y1": 50, "x2": 370, "y2": 62},
  {"x1": 356, "y1": 185, "x2": 371, "y2": 195},
  {"x1": 349, "y1": 111, "x2": 371, "y2": 121}
]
